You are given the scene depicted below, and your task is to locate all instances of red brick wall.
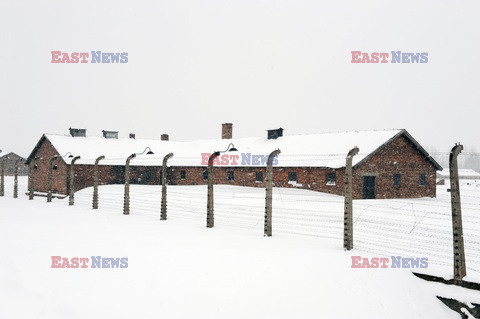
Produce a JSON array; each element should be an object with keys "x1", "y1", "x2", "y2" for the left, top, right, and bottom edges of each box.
[
  {"x1": 69, "y1": 165, "x2": 162, "y2": 194},
  {"x1": 30, "y1": 139, "x2": 67, "y2": 194},
  {"x1": 167, "y1": 166, "x2": 344, "y2": 195},
  {"x1": 352, "y1": 134, "x2": 437, "y2": 199}
]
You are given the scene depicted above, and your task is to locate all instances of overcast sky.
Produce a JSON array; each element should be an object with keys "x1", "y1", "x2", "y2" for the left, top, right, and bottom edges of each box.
[{"x1": 1, "y1": 0, "x2": 479, "y2": 161}]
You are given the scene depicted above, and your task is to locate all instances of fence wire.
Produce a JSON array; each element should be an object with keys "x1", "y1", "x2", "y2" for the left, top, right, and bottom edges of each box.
[{"x1": 68, "y1": 179, "x2": 480, "y2": 276}]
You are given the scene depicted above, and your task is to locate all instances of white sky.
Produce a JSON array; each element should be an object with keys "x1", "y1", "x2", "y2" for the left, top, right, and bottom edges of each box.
[{"x1": 1, "y1": 0, "x2": 479, "y2": 159}]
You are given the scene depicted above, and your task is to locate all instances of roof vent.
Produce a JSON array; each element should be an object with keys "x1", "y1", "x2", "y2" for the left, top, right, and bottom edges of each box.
[
  {"x1": 69, "y1": 128, "x2": 86, "y2": 137},
  {"x1": 267, "y1": 128, "x2": 283, "y2": 140},
  {"x1": 102, "y1": 130, "x2": 118, "y2": 139},
  {"x1": 129, "y1": 133, "x2": 135, "y2": 139},
  {"x1": 161, "y1": 134, "x2": 169, "y2": 141}
]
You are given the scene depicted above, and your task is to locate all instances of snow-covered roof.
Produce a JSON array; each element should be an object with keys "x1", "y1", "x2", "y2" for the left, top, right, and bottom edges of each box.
[{"x1": 28, "y1": 129, "x2": 440, "y2": 168}]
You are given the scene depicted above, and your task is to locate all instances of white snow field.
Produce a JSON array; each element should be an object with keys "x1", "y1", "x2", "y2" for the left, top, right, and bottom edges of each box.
[{"x1": 1, "y1": 176, "x2": 479, "y2": 318}]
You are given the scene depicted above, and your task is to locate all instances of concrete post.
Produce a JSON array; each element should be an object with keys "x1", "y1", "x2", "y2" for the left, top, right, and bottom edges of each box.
[
  {"x1": 13, "y1": 158, "x2": 23, "y2": 198},
  {"x1": 264, "y1": 149, "x2": 281, "y2": 237},
  {"x1": 92, "y1": 155, "x2": 105, "y2": 209},
  {"x1": 28, "y1": 157, "x2": 39, "y2": 200},
  {"x1": 0, "y1": 157, "x2": 6, "y2": 197},
  {"x1": 207, "y1": 152, "x2": 220, "y2": 228},
  {"x1": 68, "y1": 156, "x2": 81, "y2": 206},
  {"x1": 123, "y1": 154, "x2": 136, "y2": 215},
  {"x1": 47, "y1": 155, "x2": 59, "y2": 202},
  {"x1": 161, "y1": 153, "x2": 174, "y2": 220},
  {"x1": 449, "y1": 143, "x2": 466, "y2": 280},
  {"x1": 344, "y1": 147, "x2": 359, "y2": 250}
]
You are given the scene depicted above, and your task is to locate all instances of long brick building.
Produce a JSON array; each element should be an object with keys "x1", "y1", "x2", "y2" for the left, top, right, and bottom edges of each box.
[{"x1": 26, "y1": 124, "x2": 442, "y2": 199}]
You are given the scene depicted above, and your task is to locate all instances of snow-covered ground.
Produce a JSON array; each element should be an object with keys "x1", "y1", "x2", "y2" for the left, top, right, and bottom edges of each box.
[{"x1": 1, "y1": 176, "x2": 479, "y2": 318}]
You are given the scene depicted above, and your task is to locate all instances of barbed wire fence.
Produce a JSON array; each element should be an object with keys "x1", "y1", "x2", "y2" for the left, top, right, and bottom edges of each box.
[{"x1": 2, "y1": 150, "x2": 480, "y2": 279}]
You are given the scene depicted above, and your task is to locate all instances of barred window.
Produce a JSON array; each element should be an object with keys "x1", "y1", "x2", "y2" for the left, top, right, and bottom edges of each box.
[
  {"x1": 326, "y1": 172, "x2": 336, "y2": 185},
  {"x1": 288, "y1": 172, "x2": 297, "y2": 182},
  {"x1": 394, "y1": 174, "x2": 401, "y2": 187},
  {"x1": 419, "y1": 174, "x2": 426, "y2": 186}
]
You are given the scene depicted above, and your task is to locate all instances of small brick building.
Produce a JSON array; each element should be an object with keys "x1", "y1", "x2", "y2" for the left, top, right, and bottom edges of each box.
[
  {"x1": 0, "y1": 152, "x2": 28, "y2": 176},
  {"x1": 26, "y1": 125, "x2": 442, "y2": 199}
]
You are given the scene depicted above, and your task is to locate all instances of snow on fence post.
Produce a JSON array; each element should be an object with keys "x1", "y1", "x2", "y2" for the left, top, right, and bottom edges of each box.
[
  {"x1": 449, "y1": 143, "x2": 467, "y2": 281},
  {"x1": 47, "y1": 155, "x2": 59, "y2": 202},
  {"x1": 207, "y1": 151, "x2": 220, "y2": 228},
  {"x1": 68, "y1": 156, "x2": 81, "y2": 206},
  {"x1": 161, "y1": 153, "x2": 174, "y2": 220},
  {"x1": 13, "y1": 158, "x2": 23, "y2": 198},
  {"x1": 344, "y1": 146, "x2": 359, "y2": 250},
  {"x1": 92, "y1": 155, "x2": 105, "y2": 209},
  {"x1": 123, "y1": 153, "x2": 136, "y2": 215},
  {"x1": 0, "y1": 157, "x2": 6, "y2": 197},
  {"x1": 28, "y1": 157, "x2": 40, "y2": 200},
  {"x1": 264, "y1": 149, "x2": 281, "y2": 237}
]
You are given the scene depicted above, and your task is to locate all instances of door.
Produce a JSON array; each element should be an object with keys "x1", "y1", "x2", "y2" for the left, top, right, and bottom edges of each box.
[{"x1": 363, "y1": 176, "x2": 376, "y2": 199}]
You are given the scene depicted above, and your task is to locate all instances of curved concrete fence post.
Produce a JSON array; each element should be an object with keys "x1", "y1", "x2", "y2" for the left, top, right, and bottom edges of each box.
[
  {"x1": 161, "y1": 153, "x2": 174, "y2": 220},
  {"x1": 123, "y1": 154, "x2": 136, "y2": 215},
  {"x1": 47, "y1": 155, "x2": 59, "y2": 202},
  {"x1": 0, "y1": 157, "x2": 7, "y2": 197},
  {"x1": 28, "y1": 157, "x2": 40, "y2": 200},
  {"x1": 343, "y1": 147, "x2": 359, "y2": 250},
  {"x1": 92, "y1": 155, "x2": 105, "y2": 209},
  {"x1": 68, "y1": 156, "x2": 81, "y2": 206},
  {"x1": 207, "y1": 151, "x2": 220, "y2": 228},
  {"x1": 13, "y1": 158, "x2": 23, "y2": 198},
  {"x1": 449, "y1": 143, "x2": 466, "y2": 281},
  {"x1": 264, "y1": 149, "x2": 281, "y2": 237}
]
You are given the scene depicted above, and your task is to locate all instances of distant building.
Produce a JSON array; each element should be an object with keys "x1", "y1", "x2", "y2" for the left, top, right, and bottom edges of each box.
[
  {"x1": 437, "y1": 169, "x2": 480, "y2": 181},
  {"x1": 26, "y1": 125, "x2": 442, "y2": 199},
  {"x1": 0, "y1": 152, "x2": 28, "y2": 176}
]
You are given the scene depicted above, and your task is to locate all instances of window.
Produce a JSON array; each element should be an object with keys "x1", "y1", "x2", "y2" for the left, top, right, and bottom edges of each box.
[
  {"x1": 180, "y1": 170, "x2": 186, "y2": 180},
  {"x1": 203, "y1": 170, "x2": 208, "y2": 180},
  {"x1": 393, "y1": 174, "x2": 401, "y2": 187},
  {"x1": 256, "y1": 172, "x2": 263, "y2": 182},
  {"x1": 326, "y1": 172, "x2": 336, "y2": 185},
  {"x1": 288, "y1": 172, "x2": 297, "y2": 182},
  {"x1": 419, "y1": 174, "x2": 426, "y2": 186},
  {"x1": 227, "y1": 171, "x2": 235, "y2": 181}
]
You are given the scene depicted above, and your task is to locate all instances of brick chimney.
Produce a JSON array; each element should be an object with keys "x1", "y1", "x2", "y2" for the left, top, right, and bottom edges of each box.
[
  {"x1": 161, "y1": 134, "x2": 169, "y2": 141},
  {"x1": 129, "y1": 133, "x2": 135, "y2": 139},
  {"x1": 222, "y1": 123, "x2": 233, "y2": 139}
]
